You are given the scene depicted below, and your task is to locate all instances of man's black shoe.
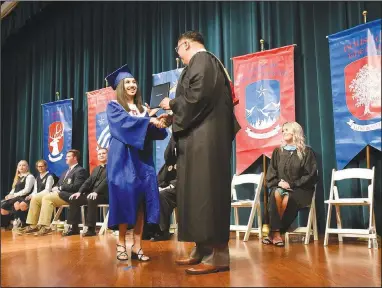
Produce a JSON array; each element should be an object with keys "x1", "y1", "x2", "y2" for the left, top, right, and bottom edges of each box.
[
  {"x1": 83, "y1": 229, "x2": 97, "y2": 237},
  {"x1": 62, "y1": 228, "x2": 80, "y2": 236}
]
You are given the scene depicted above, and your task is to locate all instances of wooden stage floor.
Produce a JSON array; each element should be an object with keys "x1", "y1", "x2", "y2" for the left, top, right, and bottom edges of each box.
[{"x1": 1, "y1": 229, "x2": 380, "y2": 287}]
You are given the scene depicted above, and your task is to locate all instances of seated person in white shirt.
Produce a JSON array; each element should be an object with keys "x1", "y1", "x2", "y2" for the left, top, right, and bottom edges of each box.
[
  {"x1": 18, "y1": 159, "x2": 55, "y2": 234},
  {"x1": 1, "y1": 160, "x2": 35, "y2": 229}
]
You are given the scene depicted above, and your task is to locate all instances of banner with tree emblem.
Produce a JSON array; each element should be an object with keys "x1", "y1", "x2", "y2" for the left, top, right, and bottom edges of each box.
[
  {"x1": 152, "y1": 68, "x2": 183, "y2": 173},
  {"x1": 42, "y1": 99, "x2": 73, "y2": 177},
  {"x1": 233, "y1": 45, "x2": 296, "y2": 175},
  {"x1": 328, "y1": 19, "x2": 381, "y2": 169},
  {"x1": 87, "y1": 87, "x2": 116, "y2": 173}
]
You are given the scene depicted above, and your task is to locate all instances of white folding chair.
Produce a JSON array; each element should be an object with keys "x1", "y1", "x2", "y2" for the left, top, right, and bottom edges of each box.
[
  {"x1": 230, "y1": 173, "x2": 264, "y2": 241},
  {"x1": 97, "y1": 204, "x2": 109, "y2": 235},
  {"x1": 169, "y1": 208, "x2": 178, "y2": 234},
  {"x1": 285, "y1": 187, "x2": 318, "y2": 245},
  {"x1": 323, "y1": 167, "x2": 377, "y2": 248},
  {"x1": 50, "y1": 205, "x2": 85, "y2": 230}
]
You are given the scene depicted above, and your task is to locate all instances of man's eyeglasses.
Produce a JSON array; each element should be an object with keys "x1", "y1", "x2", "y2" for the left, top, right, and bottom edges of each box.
[
  {"x1": 36, "y1": 166, "x2": 45, "y2": 168},
  {"x1": 175, "y1": 42, "x2": 187, "y2": 53}
]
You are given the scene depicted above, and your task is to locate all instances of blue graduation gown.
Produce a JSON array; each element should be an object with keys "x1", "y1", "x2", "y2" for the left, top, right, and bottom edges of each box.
[{"x1": 106, "y1": 101, "x2": 167, "y2": 228}]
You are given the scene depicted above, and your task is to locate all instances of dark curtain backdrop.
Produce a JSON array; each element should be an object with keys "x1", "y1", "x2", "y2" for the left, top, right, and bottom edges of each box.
[{"x1": 1, "y1": 1, "x2": 381, "y2": 234}]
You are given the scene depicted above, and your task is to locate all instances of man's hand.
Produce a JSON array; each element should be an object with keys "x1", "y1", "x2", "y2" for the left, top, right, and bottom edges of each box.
[
  {"x1": 25, "y1": 195, "x2": 32, "y2": 201},
  {"x1": 159, "y1": 97, "x2": 171, "y2": 110},
  {"x1": 157, "y1": 113, "x2": 173, "y2": 127},
  {"x1": 69, "y1": 192, "x2": 81, "y2": 200},
  {"x1": 52, "y1": 186, "x2": 60, "y2": 193},
  {"x1": 145, "y1": 103, "x2": 160, "y2": 117},
  {"x1": 87, "y1": 192, "x2": 98, "y2": 200},
  {"x1": 150, "y1": 117, "x2": 166, "y2": 129}
]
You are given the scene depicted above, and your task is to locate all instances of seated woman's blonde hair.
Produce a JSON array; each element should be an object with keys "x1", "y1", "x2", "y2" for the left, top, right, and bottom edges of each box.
[
  {"x1": 12, "y1": 160, "x2": 30, "y2": 189},
  {"x1": 280, "y1": 122, "x2": 306, "y2": 160}
]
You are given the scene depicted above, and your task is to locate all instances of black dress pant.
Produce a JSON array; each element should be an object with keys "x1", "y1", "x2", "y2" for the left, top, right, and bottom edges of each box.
[
  {"x1": 1, "y1": 196, "x2": 28, "y2": 226},
  {"x1": 268, "y1": 189, "x2": 299, "y2": 233},
  {"x1": 159, "y1": 186, "x2": 176, "y2": 232},
  {"x1": 67, "y1": 194, "x2": 108, "y2": 228}
]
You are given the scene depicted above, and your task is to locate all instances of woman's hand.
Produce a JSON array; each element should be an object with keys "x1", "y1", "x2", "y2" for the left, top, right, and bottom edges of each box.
[{"x1": 278, "y1": 179, "x2": 290, "y2": 190}]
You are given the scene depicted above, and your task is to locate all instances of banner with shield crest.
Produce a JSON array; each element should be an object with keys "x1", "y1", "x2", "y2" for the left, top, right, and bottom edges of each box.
[
  {"x1": 328, "y1": 19, "x2": 381, "y2": 169},
  {"x1": 232, "y1": 45, "x2": 296, "y2": 175},
  {"x1": 42, "y1": 99, "x2": 73, "y2": 177},
  {"x1": 152, "y1": 68, "x2": 183, "y2": 173},
  {"x1": 87, "y1": 87, "x2": 116, "y2": 173}
]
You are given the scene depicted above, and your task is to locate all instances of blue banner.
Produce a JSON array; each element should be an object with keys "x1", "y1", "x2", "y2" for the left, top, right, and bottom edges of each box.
[
  {"x1": 42, "y1": 99, "x2": 73, "y2": 177},
  {"x1": 152, "y1": 68, "x2": 183, "y2": 173},
  {"x1": 328, "y1": 19, "x2": 381, "y2": 169}
]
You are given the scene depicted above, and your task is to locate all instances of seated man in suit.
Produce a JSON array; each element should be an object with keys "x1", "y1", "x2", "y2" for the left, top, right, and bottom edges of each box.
[
  {"x1": 63, "y1": 148, "x2": 109, "y2": 237},
  {"x1": 151, "y1": 136, "x2": 177, "y2": 241},
  {"x1": 25, "y1": 149, "x2": 88, "y2": 236}
]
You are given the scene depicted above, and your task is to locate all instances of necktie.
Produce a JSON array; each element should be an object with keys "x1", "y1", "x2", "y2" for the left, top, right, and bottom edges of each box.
[{"x1": 64, "y1": 168, "x2": 71, "y2": 181}]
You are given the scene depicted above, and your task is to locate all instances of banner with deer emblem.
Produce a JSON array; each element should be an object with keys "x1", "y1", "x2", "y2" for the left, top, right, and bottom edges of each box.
[
  {"x1": 328, "y1": 19, "x2": 381, "y2": 169},
  {"x1": 152, "y1": 68, "x2": 183, "y2": 173},
  {"x1": 87, "y1": 87, "x2": 116, "y2": 173},
  {"x1": 42, "y1": 99, "x2": 73, "y2": 177},
  {"x1": 233, "y1": 45, "x2": 296, "y2": 175}
]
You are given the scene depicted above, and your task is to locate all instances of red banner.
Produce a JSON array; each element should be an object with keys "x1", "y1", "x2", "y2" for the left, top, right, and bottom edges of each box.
[
  {"x1": 233, "y1": 45, "x2": 295, "y2": 175},
  {"x1": 87, "y1": 87, "x2": 116, "y2": 173}
]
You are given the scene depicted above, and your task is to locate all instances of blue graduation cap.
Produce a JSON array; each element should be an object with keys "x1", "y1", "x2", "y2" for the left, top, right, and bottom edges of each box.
[{"x1": 105, "y1": 64, "x2": 134, "y2": 90}]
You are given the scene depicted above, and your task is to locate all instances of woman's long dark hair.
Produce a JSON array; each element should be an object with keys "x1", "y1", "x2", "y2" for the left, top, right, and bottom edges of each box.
[{"x1": 116, "y1": 78, "x2": 144, "y2": 113}]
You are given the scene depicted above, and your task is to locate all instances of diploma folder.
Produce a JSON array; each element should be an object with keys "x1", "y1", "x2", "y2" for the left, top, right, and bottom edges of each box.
[{"x1": 150, "y1": 82, "x2": 170, "y2": 109}]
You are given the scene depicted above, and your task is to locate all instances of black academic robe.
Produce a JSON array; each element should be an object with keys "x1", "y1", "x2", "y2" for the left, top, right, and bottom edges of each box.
[
  {"x1": 169, "y1": 51, "x2": 240, "y2": 244},
  {"x1": 266, "y1": 146, "x2": 318, "y2": 208}
]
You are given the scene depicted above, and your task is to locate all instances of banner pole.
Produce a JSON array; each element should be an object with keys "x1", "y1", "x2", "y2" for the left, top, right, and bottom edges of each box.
[
  {"x1": 260, "y1": 39, "x2": 265, "y2": 52},
  {"x1": 363, "y1": 11, "x2": 370, "y2": 170},
  {"x1": 366, "y1": 145, "x2": 371, "y2": 169},
  {"x1": 259, "y1": 38, "x2": 270, "y2": 237},
  {"x1": 176, "y1": 58, "x2": 180, "y2": 69}
]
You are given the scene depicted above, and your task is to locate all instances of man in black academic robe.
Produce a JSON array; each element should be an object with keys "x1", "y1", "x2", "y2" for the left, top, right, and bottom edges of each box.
[{"x1": 159, "y1": 31, "x2": 240, "y2": 275}]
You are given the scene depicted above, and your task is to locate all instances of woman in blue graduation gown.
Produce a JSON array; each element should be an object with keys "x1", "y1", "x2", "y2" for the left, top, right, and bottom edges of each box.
[{"x1": 105, "y1": 65, "x2": 167, "y2": 261}]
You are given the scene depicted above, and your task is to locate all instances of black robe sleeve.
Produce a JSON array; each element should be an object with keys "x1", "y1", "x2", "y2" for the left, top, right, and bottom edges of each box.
[
  {"x1": 266, "y1": 148, "x2": 280, "y2": 189},
  {"x1": 94, "y1": 176, "x2": 108, "y2": 196},
  {"x1": 169, "y1": 52, "x2": 217, "y2": 132},
  {"x1": 289, "y1": 147, "x2": 318, "y2": 189},
  {"x1": 78, "y1": 172, "x2": 94, "y2": 194}
]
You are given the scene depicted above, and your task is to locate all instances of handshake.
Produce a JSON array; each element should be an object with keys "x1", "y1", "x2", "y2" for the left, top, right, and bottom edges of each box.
[
  {"x1": 146, "y1": 97, "x2": 173, "y2": 129},
  {"x1": 149, "y1": 114, "x2": 173, "y2": 129}
]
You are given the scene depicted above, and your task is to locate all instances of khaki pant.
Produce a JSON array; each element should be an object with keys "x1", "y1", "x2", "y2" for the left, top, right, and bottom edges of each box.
[{"x1": 26, "y1": 192, "x2": 68, "y2": 227}]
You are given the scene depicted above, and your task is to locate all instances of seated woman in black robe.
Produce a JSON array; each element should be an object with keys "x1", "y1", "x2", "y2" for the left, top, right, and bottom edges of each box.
[{"x1": 263, "y1": 122, "x2": 318, "y2": 247}]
